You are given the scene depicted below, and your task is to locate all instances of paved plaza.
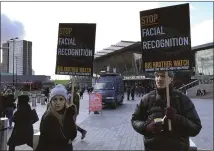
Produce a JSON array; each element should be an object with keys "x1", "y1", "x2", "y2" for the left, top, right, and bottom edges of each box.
[{"x1": 6, "y1": 92, "x2": 213, "y2": 150}]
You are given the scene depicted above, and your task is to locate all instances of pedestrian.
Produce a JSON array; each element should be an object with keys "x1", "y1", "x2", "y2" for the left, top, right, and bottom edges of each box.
[
  {"x1": 0, "y1": 95, "x2": 7, "y2": 117},
  {"x1": 131, "y1": 71, "x2": 202, "y2": 151},
  {"x1": 35, "y1": 85, "x2": 77, "y2": 151},
  {"x1": 131, "y1": 84, "x2": 135, "y2": 100},
  {"x1": 7, "y1": 95, "x2": 34, "y2": 151},
  {"x1": 5, "y1": 92, "x2": 16, "y2": 129},
  {"x1": 126, "y1": 85, "x2": 131, "y2": 100},
  {"x1": 0, "y1": 95, "x2": 6, "y2": 117},
  {"x1": 79, "y1": 88, "x2": 84, "y2": 99},
  {"x1": 73, "y1": 87, "x2": 87, "y2": 139}
]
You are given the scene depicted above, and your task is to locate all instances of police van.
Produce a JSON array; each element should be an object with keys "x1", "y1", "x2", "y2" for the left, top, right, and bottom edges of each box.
[{"x1": 93, "y1": 73, "x2": 124, "y2": 109}]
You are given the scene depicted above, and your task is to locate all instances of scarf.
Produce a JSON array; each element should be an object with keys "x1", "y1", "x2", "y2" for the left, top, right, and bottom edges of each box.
[{"x1": 47, "y1": 103, "x2": 68, "y2": 127}]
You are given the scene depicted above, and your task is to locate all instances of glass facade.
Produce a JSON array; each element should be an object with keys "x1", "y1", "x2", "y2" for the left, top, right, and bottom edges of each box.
[{"x1": 195, "y1": 48, "x2": 213, "y2": 75}]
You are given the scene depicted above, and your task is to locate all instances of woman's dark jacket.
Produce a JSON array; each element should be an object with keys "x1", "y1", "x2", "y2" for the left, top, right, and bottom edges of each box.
[
  {"x1": 7, "y1": 103, "x2": 34, "y2": 147},
  {"x1": 35, "y1": 106, "x2": 77, "y2": 151}
]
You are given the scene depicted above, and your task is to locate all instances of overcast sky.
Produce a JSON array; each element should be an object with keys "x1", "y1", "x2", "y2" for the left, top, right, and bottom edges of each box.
[{"x1": 1, "y1": 1, "x2": 213, "y2": 79}]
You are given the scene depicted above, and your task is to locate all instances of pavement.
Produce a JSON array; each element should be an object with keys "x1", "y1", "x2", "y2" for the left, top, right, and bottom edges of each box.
[
  {"x1": 190, "y1": 98, "x2": 213, "y2": 150},
  {"x1": 5, "y1": 92, "x2": 213, "y2": 150}
]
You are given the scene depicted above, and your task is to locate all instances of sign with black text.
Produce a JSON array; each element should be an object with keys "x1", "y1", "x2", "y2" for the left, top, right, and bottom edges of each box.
[
  {"x1": 140, "y1": 3, "x2": 192, "y2": 72},
  {"x1": 55, "y1": 23, "x2": 96, "y2": 76}
]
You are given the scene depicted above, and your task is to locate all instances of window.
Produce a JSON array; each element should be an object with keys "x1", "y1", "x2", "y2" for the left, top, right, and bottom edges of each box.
[
  {"x1": 195, "y1": 48, "x2": 213, "y2": 75},
  {"x1": 94, "y1": 82, "x2": 114, "y2": 90}
]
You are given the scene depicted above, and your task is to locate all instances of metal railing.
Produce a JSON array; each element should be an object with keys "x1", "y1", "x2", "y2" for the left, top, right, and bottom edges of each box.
[
  {"x1": 177, "y1": 77, "x2": 213, "y2": 92},
  {"x1": 178, "y1": 80, "x2": 200, "y2": 92}
]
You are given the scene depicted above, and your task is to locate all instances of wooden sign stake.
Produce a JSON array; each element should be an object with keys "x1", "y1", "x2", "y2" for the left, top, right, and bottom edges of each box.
[
  {"x1": 70, "y1": 76, "x2": 75, "y2": 105},
  {"x1": 165, "y1": 71, "x2": 172, "y2": 131}
]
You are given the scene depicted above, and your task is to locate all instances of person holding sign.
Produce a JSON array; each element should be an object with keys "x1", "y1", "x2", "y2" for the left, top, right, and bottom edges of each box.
[
  {"x1": 35, "y1": 85, "x2": 77, "y2": 151},
  {"x1": 131, "y1": 71, "x2": 202, "y2": 151}
]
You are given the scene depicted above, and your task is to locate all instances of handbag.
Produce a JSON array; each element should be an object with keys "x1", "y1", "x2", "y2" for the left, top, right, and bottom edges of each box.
[{"x1": 31, "y1": 109, "x2": 39, "y2": 124}]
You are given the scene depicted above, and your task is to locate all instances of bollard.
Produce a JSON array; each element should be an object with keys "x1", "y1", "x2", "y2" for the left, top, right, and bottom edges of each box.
[
  {"x1": 29, "y1": 93, "x2": 32, "y2": 102},
  {"x1": 33, "y1": 132, "x2": 40, "y2": 150},
  {"x1": 41, "y1": 94, "x2": 45, "y2": 105},
  {"x1": 190, "y1": 138, "x2": 197, "y2": 151},
  {"x1": 0, "y1": 117, "x2": 8, "y2": 150},
  {"x1": 37, "y1": 94, "x2": 41, "y2": 103},
  {"x1": 32, "y1": 94, "x2": 37, "y2": 107}
]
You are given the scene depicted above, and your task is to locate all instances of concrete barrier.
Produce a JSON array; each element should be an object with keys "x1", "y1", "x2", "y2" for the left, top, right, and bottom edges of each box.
[{"x1": 0, "y1": 118, "x2": 8, "y2": 150}]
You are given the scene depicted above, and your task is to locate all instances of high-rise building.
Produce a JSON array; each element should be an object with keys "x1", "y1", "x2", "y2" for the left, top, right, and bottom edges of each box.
[
  {"x1": 1, "y1": 43, "x2": 9, "y2": 73},
  {"x1": 32, "y1": 69, "x2": 35, "y2": 75},
  {"x1": 2, "y1": 40, "x2": 32, "y2": 75}
]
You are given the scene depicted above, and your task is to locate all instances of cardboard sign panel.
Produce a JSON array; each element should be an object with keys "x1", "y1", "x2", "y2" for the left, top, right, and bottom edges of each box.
[
  {"x1": 55, "y1": 23, "x2": 96, "y2": 76},
  {"x1": 140, "y1": 3, "x2": 192, "y2": 72}
]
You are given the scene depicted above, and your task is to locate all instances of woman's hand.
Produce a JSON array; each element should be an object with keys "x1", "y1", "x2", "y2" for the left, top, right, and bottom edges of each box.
[{"x1": 66, "y1": 105, "x2": 76, "y2": 117}]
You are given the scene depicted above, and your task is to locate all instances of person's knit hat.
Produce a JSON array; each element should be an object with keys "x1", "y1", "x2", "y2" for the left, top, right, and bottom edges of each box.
[
  {"x1": 154, "y1": 71, "x2": 174, "y2": 78},
  {"x1": 49, "y1": 85, "x2": 68, "y2": 101},
  {"x1": 56, "y1": 84, "x2": 67, "y2": 90}
]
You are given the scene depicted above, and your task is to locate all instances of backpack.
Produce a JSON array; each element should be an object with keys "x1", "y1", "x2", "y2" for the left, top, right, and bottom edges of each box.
[{"x1": 147, "y1": 90, "x2": 184, "y2": 116}]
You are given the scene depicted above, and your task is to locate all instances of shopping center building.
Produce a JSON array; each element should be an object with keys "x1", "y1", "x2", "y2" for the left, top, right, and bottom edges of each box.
[
  {"x1": 93, "y1": 41, "x2": 213, "y2": 87},
  {"x1": 66, "y1": 41, "x2": 213, "y2": 88}
]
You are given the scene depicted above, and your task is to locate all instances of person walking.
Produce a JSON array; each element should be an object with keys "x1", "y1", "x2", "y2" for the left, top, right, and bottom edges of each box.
[
  {"x1": 73, "y1": 87, "x2": 87, "y2": 139},
  {"x1": 7, "y1": 95, "x2": 34, "y2": 151},
  {"x1": 5, "y1": 91, "x2": 16, "y2": 129}
]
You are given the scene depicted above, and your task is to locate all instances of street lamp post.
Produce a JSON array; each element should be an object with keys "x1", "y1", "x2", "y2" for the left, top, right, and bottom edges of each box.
[
  {"x1": 10, "y1": 37, "x2": 18, "y2": 86},
  {"x1": 15, "y1": 56, "x2": 18, "y2": 87}
]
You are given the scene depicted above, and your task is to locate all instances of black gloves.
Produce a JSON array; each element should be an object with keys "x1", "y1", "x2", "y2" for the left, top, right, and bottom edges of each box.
[
  {"x1": 165, "y1": 107, "x2": 179, "y2": 121},
  {"x1": 65, "y1": 105, "x2": 76, "y2": 117},
  {"x1": 145, "y1": 119, "x2": 163, "y2": 134}
]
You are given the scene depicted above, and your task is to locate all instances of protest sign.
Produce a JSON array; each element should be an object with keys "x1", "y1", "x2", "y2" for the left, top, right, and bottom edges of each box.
[
  {"x1": 55, "y1": 23, "x2": 96, "y2": 76},
  {"x1": 140, "y1": 3, "x2": 192, "y2": 72}
]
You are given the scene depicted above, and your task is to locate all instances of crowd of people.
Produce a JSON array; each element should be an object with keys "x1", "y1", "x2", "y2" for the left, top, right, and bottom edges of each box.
[
  {"x1": 196, "y1": 88, "x2": 207, "y2": 96},
  {"x1": 0, "y1": 71, "x2": 203, "y2": 151},
  {"x1": 125, "y1": 84, "x2": 155, "y2": 100}
]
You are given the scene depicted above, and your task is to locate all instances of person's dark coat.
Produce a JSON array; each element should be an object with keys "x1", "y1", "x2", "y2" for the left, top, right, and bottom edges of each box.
[
  {"x1": 73, "y1": 93, "x2": 80, "y2": 115},
  {"x1": 0, "y1": 95, "x2": 6, "y2": 115},
  {"x1": 5, "y1": 94, "x2": 16, "y2": 109},
  {"x1": 0, "y1": 95, "x2": 6, "y2": 117},
  {"x1": 35, "y1": 106, "x2": 77, "y2": 151},
  {"x1": 1, "y1": 95, "x2": 7, "y2": 109},
  {"x1": 127, "y1": 85, "x2": 131, "y2": 93},
  {"x1": 44, "y1": 88, "x2": 49, "y2": 97},
  {"x1": 131, "y1": 88, "x2": 202, "y2": 151},
  {"x1": 7, "y1": 95, "x2": 34, "y2": 147}
]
